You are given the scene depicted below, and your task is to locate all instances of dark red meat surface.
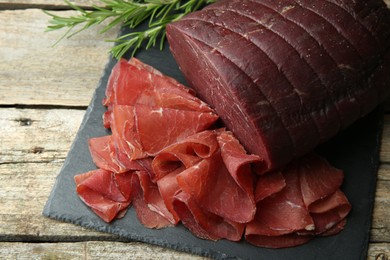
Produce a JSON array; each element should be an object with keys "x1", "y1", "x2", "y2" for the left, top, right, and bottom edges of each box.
[{"x1": 166, "y1": 0, "x2": 390, "y2": 172}]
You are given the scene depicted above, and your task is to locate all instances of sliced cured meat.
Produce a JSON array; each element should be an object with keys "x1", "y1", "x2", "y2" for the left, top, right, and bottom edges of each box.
[
  {"x1": 246, "y1": 153, "x2": 351, "y2": 247},
  {"x1": 177, "y1": 151, "x2": 256, "y2": 223},
  {"x1": 298, "y1": 154, "x2": 344, "y2": 210},
  {"x1": 309, "y1": 190, "x2": 351, "y2": 235},
  {"x1": 136, "y1": 105, "x2": 218, "y2": 156},
  {"x1": 245, "y1": 232, "x2": 313, "y2": 249},
  {"x1": 167, "y1": 0, "x2": 390, "y2": 171},
  {"x1": 152, "y1": 130, "x2": 219, "y2": 180},
  {"x1": 102, "y1": 58, "x2": 213, "y2": 128},
  {"x1": 130, "y1": 171, "x2": 175, "y2": 228},
  {"x1": 217, "y1": 131, "x2": 260, "y2": 203},
  {"x1": 88, "y1": 135, "x2": 125, "y2": 173},
  {"x1": 155, "y1": 169, "x2": 183, "y2": 224},
  {"x1": 254, "y1": 171, "x2": 286, "y2": 202},
  {"x1": 172, "y1": 191, "x2": 245, "y2": 241},
  {"x1": 110, "y1": 105, "x2": 146, "y2": 160},
  {"x1": 74, "y1": 169, "x2": 132, "y2": 222},
  {"x1": 74, "y1": 56, "x2": 354, "y2": 248},
  {"x1": 110, "y1": 104, "x2": 218, "y2": 160},
  {"x1": 89, "y1": 135, "x2": 155, "y2": 174},
  {"x1": 153, "y1": 130, "x2": 258, "y2": 223},
  {"x1": 247, "y1": 165, "x2": 315, "y2": 238}
]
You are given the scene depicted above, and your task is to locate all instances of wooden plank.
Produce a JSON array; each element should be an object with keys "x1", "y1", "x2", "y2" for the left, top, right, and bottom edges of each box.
[
  {"x1": 368, "y1": 243, "x2": 390, "y2": 260},
  {"x1": 0, "y1": 241, "x2": 207, "y2": 259},
  {"x1": 0, "y1": 108, "x2": 84, "y2": 163},
  {"x1": 0, "y1": 161, "x2": 113, "y2": 240},
  {"x1": 0, "y1": 9, "x2": 118, "y2": 107},
  {"x1": 0, "y1": 0, "x2": 102, "y2": 9},
  {"x1": 371, "y1": 176, "x2": 390, "y2": 242},
  {"x1": 0, "y1": 241, "x2": 389, "y2": 260},
  {"x1": 380, "y1": 115, "x2": 390, "y2": 163}
]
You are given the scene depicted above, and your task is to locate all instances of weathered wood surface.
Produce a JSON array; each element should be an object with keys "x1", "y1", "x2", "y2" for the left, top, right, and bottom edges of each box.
[
  {"x1": 0, "y1": 0, "x2": 103, "y2": 9},
  {"x1": 0, "y1": 1, "x2": 389, "y2": 259},
  {"x1": 0, "y1": 8, "x2": 118, "y2": 106}
]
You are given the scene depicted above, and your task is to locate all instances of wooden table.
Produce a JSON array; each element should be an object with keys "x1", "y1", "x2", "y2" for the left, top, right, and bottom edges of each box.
[{"x1": 0, "y1": 1, "x2": 389, "y2": 259}]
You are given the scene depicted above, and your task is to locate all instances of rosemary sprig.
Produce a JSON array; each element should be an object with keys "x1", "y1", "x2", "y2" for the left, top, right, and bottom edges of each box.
[{"x1": 44, "y1": 0, "x2": 216, "y2": 59}]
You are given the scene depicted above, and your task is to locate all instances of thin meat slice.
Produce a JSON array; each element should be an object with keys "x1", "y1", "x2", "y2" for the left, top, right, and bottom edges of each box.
[
  {"x1": 155, "y1": 169, "x2": 183, "y2": 224},
  {"x1": 88, "y1": 135, "x2": 125, "y2": 173},
  {"x1": 102, "y1": 58, "x2": 213, "y2": 128},
  {"x1": 153, "y1": 129, "x2": 258, "y2": 223},
  {"x1": 246, "y1": 232, "x2": 313, "y2": 249},
  {"x1": 89, "y1": 135, "x2": 149, "y2": 173},
  {"x1": 172, "y1": 191, "x2": 245, "y2": 241},
  {"x1": 246, "y1": 165, "x2": 315, "y2": 238},
  {"x1": 298, "y1": 154, "x2": 344, "y2": 211},
  {"x1": 217, "y1": 130, "x2": 260, "y2": 205},
  {"x1": 254, "y1": 171, "x2": 286, "y2": 202},
  {"x1": 111, "y1": 105, "x2": 146, "y2": 160},
  {"x1": 177, "y1": 151, "x2": 256, "y2": 223},
  {"x1": 74, "y1": 169, "x2": 132, "y2": 222},
  {"x1": 152, "y1": 130, "x2": 219, "y2": 180},
  {"x1": 111, "y1": 104, "x2": 218, "y2": 160},
  {"x1": 246, "y1": 153, "x2": 351, "y2": 247},
  {"x1": 309, "y1": 190, "x2": 352, "y2": 235},
  {"x1": 136, "y1": 104, "x2": 218, "y2": 156},
  {"x1": 130, "y1": 171, "x2": 174, "y2": 228}
]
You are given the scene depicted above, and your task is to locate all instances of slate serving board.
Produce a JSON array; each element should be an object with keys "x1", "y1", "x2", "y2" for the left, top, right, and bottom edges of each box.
[{"x1": 43, "y1": 30, "x2": 383, "y2": 259}]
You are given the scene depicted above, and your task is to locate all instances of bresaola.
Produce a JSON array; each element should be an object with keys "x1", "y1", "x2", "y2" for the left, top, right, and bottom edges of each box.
[
  {"x1": 166, "y1": 0, "x2": 390, "y2": 173},
  {"x1": 74, "y1": 58, "x2": 352, "y2": 248}
]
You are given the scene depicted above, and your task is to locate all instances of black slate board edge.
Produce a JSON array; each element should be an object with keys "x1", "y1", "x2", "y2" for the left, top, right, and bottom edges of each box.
[
  {"x1": 42, "y1": 54, "x2": 113, "y2": 220},
  {"x1": 42, "y1": 35, "x2": 385, "y2": 259},
  {"x1": 358, "y1": 106, "x2": 383, "y2": 259}
]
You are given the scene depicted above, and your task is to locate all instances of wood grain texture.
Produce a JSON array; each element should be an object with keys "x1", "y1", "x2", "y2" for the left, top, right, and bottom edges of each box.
[
  {"x1": 0, "y1": 242, "x2": 207, "y2": 259},
  {"x1": 0, "y1": 9, "x2": 118, "y2": 106},
  {"x1": 0, "y1": 0, "x2": 102, "y2": 9}
]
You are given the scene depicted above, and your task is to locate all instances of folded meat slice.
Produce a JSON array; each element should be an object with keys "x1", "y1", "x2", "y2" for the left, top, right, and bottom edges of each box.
[
  {"x1": 152, "y1": 129, "x2": 259, "y2": 223},
  {"x1": 246, "y1": 154, "x2": 351, "y2": 248},
  {"x1": 102, "y1": 58, "x2": 213, "y2": 128},
  {"x1": 309, "y1": 190, "x2": 351, "y2": 235},
  {"x1": 152, "y1": 130, "x2": 220, "y2": 180},
  {"x1": 254, "y1": 171, "x2": 286, "y2": 202},
  {"x1": 172, "y1": 191, "x2": 244, "y2": 241},
  {"x1": 298, "y1": 154, "x2": 344, "y2": 210},
  {"x1": 110, "y1": 104, "x2": 218, "y2": 160},
  {"x1": 88, "y1": 135, "x2": 125, "y2": 173},
  {"x1": 246, "y1": 165, "x2": 315, "y2": 240},
  {"x1": 130, "y1": 171, "x2": 175, "y2": 228},
  {"x1": 74, "y1": 169, "x2": 132, "y2": 222}
]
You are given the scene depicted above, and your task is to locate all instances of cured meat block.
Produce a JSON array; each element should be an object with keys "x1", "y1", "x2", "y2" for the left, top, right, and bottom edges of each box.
[{"x1": 166, "y1": 0, "x2": 390, "y2": 172}]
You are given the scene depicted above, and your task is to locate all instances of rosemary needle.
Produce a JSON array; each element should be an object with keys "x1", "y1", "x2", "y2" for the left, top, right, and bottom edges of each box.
[{"x1": 44, "y1": 0, "x2": 216, "y2": 59}]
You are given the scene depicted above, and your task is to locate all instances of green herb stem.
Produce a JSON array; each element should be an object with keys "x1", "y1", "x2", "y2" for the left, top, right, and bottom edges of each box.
[{"x1": 44, "y1": 0, "x2": 216, "y2": 58}]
